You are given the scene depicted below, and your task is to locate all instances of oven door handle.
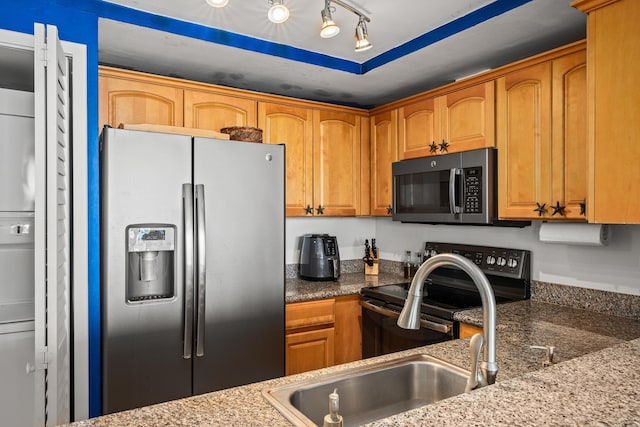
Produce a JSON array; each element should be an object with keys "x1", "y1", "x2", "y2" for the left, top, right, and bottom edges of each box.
[{"x1": 360, "y1": 300, "x2": 452, "y2": 334}]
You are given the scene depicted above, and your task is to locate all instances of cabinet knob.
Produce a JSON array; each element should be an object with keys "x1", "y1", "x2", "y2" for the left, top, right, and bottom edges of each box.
[
  {"x1": 439, "y1": 139, "x2": 449, "y2": 153},
  {"x1": 551, "y1": 201, "x2": 566, "y2": 217},
  {"x1": 387, "y1": 205, "x2": 393, "y2": 215},
  {"x1": 305, "y1": 205, "x2": 313, "y2": 215},
  {"x1": 579, "y1": 198, "x2": 586, "y2": 216},
  {"x1": 429, "y1": 141, "x2": 438, "y2": 154},
  {"x1": 316, "y1": 205, "x2": 325, "y2": 215},
  {"x1": 533, "y1": 202, "x2": 548, "y2": 216}
]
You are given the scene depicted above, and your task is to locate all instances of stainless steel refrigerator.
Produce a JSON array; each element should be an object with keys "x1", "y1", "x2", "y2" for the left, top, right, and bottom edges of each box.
[{"x1": 100, "y1": 127, "x2": 285, "y2": 414}]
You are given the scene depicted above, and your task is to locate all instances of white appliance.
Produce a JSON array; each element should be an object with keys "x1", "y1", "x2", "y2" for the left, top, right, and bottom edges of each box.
[
  {"x1": 0, "y1": 87, "x2": 36, "y2": 427},
  {"x1": 100, "y1": 127, "x2": 285, "y2": 414}
]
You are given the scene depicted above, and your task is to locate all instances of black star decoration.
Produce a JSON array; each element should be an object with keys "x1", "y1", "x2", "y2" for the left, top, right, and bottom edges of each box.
[
  {"x1": 305, "y1": 205, "x2": 313, "y2": 215},
  {"x1": 439, "y1": 140, "x2": 449, "y2": 153},
  {"x1": 429, "y1": 141, "x2": 438, "y2": 153},
  {"x1": 533, "y1": 202, "x2": 547, "y2": 216},
  {"x1": 316, "y1": 205, "x2": 325, "y2": 215},
  {"x1": 551, "y1": 201, "x2": 566, "y2": 217},
  {"x1": 579, "y1": 199, "x2": 586, "y2": 216}
]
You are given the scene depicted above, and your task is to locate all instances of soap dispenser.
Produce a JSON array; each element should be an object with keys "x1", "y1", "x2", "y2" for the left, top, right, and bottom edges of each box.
[{"x1": 323, "y1": 388, "x2": 344, "y2": 427}]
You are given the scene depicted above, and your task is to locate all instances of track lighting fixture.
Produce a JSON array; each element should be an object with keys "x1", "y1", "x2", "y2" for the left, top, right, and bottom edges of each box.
[
  {"x1": 319, "y1": 0, "x2": 372, "y2": 51},
  {"x1": 268, "y1": 0, "x2": 290, "y2": 24},
  {"x1": 205, "y1": 0, "x2": 228, "y2": 8}
]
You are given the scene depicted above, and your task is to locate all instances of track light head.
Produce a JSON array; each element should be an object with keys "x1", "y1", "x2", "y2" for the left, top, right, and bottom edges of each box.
[
  {"x1": 320, "y1": 4, "x2": 340, "y2": 38},
  {"x1": 354, "y1": 17, "x2": 372, "y2": 52},
  {"x1": 268, "y1": 0, "x2": 290, "y2": 24}
]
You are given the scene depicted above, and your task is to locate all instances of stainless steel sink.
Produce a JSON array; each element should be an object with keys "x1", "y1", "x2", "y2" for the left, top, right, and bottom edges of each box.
[{"x1": 263, "y1": 354, "x2": 469, "y2": 426}]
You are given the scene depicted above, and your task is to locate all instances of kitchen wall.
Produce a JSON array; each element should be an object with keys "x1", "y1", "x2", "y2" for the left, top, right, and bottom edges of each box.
[{"x1": 288, "y1": 218, "x2": 640, "y2": 296}]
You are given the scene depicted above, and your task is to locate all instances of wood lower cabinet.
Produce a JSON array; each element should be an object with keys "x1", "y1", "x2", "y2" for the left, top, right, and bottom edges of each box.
[
  {"x1": 98, "y1": 69, "x2": 184, "y2": 128},
  {"x1": 397, "y1": 81, "x2": 495, "y2": 160},
  {"x1": 285, "y1": 296, "x2": 362, "y2": 375},
  {"x1": 497, "y1": 50, "x2": 587, "y2": 220},
  {"x1": 334, "y1": 295, "x2": 362, "y2": 364},
  {"x1": 370, "y1": 110, "x2": 398, "y2": 216},
  {"x1": 286, "y1": 328, "x2": 335, "y2": 376},
  {"x1": 572, "y1": 0, "x2": 640, "y2": 223},
  {"x1": 184, "y1": 89, "x2": 257, "y2": 131},
  {"x1": 458, "y1": 322, "x2": 483, "y2": 339}
]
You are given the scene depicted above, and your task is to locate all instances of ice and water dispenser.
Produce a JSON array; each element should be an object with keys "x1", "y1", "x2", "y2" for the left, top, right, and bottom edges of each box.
[{"x1": 126, "y1": 225, "x2": 176, "y2": 302}]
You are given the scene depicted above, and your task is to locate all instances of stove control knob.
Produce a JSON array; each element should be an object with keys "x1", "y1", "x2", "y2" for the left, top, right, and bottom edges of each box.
[
  {"x1": 497, "y1": 256, "x2": 507, "y2": 267},
  {"x1": 507, "y1": 258, "x2": 518, "y2": 269},
  {"x1": 486, "y1": 255, "x2": 496, "y2": 265}
]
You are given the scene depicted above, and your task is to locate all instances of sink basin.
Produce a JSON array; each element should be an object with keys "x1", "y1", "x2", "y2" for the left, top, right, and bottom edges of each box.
[{"x1": 263, "y1": 354, "x2": 469, "y2": 426}]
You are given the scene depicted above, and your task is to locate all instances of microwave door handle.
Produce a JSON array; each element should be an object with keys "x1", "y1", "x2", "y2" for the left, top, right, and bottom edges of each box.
[{"x1": 449, "y1": 168, "x2": 457, "y2": 214}]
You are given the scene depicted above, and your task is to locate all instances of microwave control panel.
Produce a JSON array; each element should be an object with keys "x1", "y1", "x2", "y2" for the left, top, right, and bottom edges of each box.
[{"x1": 462, "y1": 167, "x2": 482, "y2": 213}]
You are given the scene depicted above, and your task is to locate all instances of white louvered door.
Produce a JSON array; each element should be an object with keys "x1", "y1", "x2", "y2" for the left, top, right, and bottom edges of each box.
[{"x1": 34, "y1": 23, "x2": 71, "y2": 427}]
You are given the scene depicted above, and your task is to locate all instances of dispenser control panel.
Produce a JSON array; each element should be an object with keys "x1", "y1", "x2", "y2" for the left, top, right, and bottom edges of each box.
[{"x1": 127, "y1": 226, "x2": 175, "y2": 252}]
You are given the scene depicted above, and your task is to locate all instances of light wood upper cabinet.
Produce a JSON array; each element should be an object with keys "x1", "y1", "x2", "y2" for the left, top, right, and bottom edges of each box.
[
  {"x1": 398, "y1": 97, "x2": 437, "y2": 160},
  {"x1": 313, "y1": 110, "x2": 362, "y2": 217},
  {"x1": 497, "y1": 51, "x2": 587, "y2": 220},
  {"x1": 98, "y1": 73, "x2": 184, "y2": 128},
  {"x1": 572, "y1": 0, "x2": 640, "y2": 223},
  {"x1": 184, "y1": 90, "x2": 257, "y2": 131},
  {"x1": 440, "y1": 81, "x2": 495, "y2": 153},
  {"x1": 397, "y1": 82, "x2": 495, "y2": 160},
  {"x1": 259, "y1": 102, "x2": 313, "y2": 216},
  {"x1": 370, "y1": 110, "x2": 398, "y2": 216},
  {"x1": 551, "y1": 52, "x2": 587, "y2": 220}
]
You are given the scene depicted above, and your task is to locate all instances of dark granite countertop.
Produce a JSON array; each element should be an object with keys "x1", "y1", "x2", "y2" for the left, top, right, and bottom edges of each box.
[
  {"x1": 67, "y1": 297, "x2": 640, "y2": 426},
  {"x1": 285, "y1": 272, "x2": 405, "y2": 303}
]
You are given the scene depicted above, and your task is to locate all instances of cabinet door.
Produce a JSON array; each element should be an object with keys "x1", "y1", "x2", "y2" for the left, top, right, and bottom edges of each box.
[
  {"x1": 551, "y1": 51, "x2": 587, "y2": 220},
  {"x1": 497, "y1": 62, "x2": 552, "y2": 219},
  {"x1": 313, "y1": 110, "x2": 362, "y2": 216},
  {"x1": 184, "y1": 90, "x2": 257, "y2": 131},
  {"x1": 285, "y1": 328, "x2": 335, "y2": 376},
  {"x1": 574, "y1": 0, "x2": 640, "y2": 223},
  {"x1": 370, "y1": 110, "x2": 398, "y2": 216},
  {"x1": 259, "y1": 103, "x2": 313, "y2": 216},
  {"x1": 440, "y1": 81, "x2": 495, "y2": 153},
  {"x1": 334, "y1": 295, "x2": 362, "y2": 365},
  {"x1": 398, "y1": 98, "x2": 438, "y2": 160},
  {"x1": 98, "y1": 75, "x2": 184, "y2": 128}
]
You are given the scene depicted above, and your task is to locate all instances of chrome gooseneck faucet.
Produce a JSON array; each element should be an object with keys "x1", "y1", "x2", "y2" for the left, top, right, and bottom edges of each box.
[{"x1": 397, "y1": 253, "x2": 498, "y2": 386}]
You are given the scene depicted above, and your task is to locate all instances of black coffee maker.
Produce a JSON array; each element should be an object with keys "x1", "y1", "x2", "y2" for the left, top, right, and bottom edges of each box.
[{"x1": 299, "y1": 234, "x2": 340, "y2": 281}]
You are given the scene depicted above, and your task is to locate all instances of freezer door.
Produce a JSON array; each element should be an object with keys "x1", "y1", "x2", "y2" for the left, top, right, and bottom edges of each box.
[
  {"x1": 101, "y1": 127, "x2": 192, "y2": 414},
  {"x1": 192, "y1": 138, "x2": 285, "y2": 395}
]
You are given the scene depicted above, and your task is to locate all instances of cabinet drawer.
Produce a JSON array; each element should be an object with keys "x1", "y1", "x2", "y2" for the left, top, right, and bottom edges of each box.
[{"x1": 286, "y1": 299, "x2": 335, "y2": 331}]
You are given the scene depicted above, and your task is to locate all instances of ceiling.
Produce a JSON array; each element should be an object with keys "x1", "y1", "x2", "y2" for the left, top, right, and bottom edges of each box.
[{"x1": 98, "y1": 0, "x2": 586, "y2": 109}]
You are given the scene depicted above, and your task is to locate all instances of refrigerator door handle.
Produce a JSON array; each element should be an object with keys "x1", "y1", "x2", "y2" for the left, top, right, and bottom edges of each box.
[
  {"x1": 182, "y1": 184, "x2": 194, "y2": 359},
  {"x1": 195, "y1": 184, "x2": 207, "y2": 357}
]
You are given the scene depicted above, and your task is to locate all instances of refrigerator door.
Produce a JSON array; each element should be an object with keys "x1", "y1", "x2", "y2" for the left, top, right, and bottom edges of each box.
[
  {"x1": 101, "y1": 127, "x2": 192, "y2": 414},
  {"x1": 192, "y1": 138, "x2": 285, "y2": 394}
]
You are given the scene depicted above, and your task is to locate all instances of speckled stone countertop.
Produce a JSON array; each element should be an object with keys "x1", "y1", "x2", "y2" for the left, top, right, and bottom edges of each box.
[
  {"x1": 285, "y1": 272, "x2": 406, "y2": 303},
  {"x1": 66, "y1": 300, "x2": 640, "y2": 427}
]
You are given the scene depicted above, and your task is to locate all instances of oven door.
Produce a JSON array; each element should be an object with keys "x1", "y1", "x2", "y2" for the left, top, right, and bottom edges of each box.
[{"x1": 360, "y1": 299, "x2": 454, "y2": 359}]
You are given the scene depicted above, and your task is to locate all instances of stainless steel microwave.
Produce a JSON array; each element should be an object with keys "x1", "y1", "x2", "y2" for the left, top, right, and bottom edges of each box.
[{"x1": 392, "y1": 148, "x2": 497, "y2": 225}]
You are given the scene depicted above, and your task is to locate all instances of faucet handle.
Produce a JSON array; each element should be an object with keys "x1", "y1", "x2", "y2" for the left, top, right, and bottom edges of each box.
[
  {"x1": 529, "y1": 345, "x2": 555, "y2": 367},
  {"x1": 465, "y1": 333, "x2": 488, "y2": 392}
]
